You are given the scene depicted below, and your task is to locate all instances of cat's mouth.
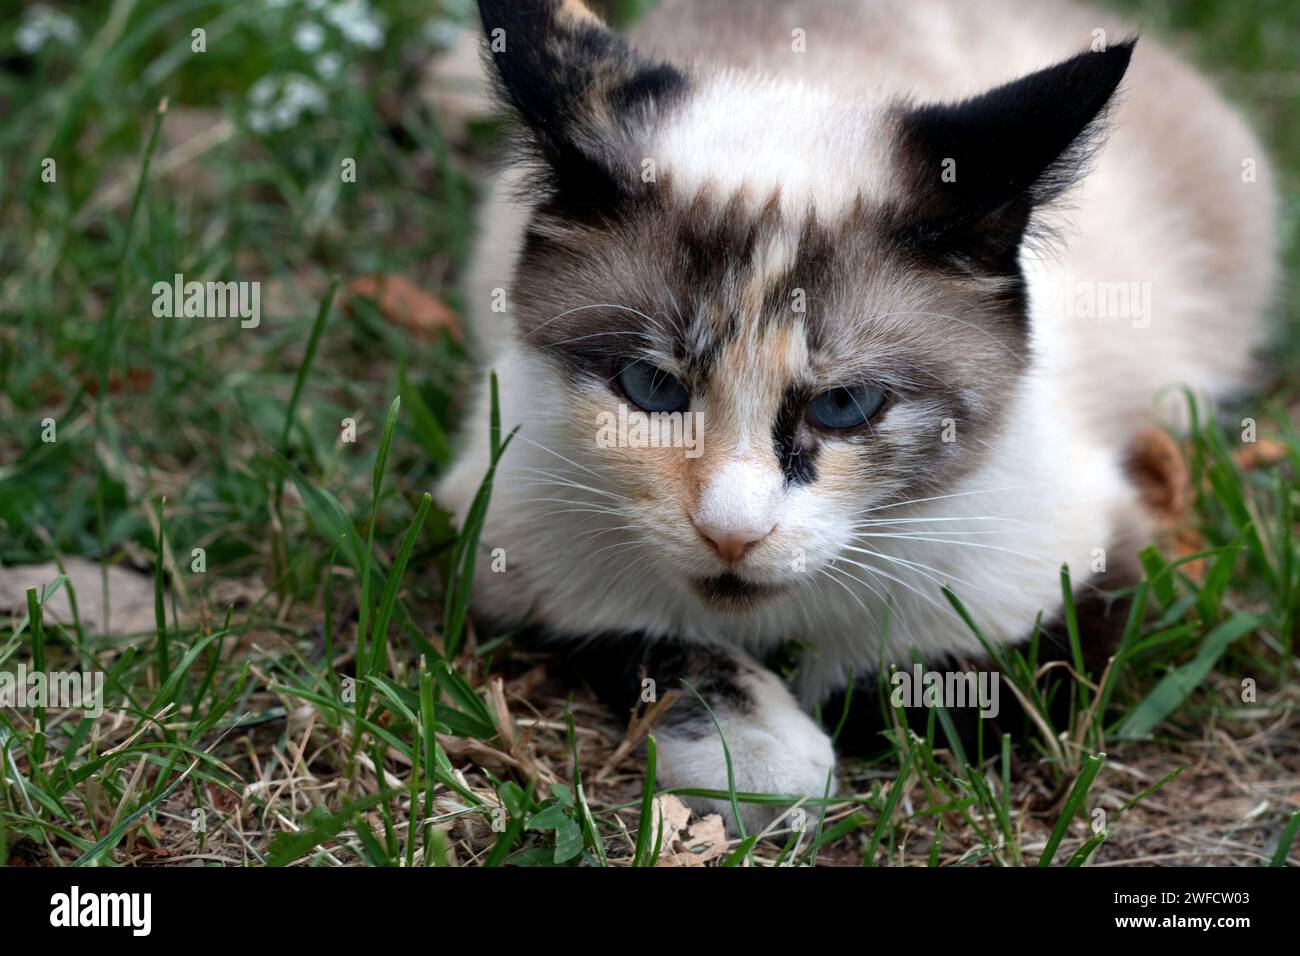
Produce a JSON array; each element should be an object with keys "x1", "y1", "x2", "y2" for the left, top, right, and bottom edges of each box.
[{"x1": 690, "y1": 571, "x2": 783, "y2": 609}]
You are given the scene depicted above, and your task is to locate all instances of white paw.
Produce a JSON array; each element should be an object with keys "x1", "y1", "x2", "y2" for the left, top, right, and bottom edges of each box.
[{"x1": 656, "y1": 689, "x2": 837, "y2": 835}]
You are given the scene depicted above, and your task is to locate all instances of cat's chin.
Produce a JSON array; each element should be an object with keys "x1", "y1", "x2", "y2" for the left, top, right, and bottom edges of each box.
[{"x1": 689, "y1": 571, "x2": 785, "y2": 610}]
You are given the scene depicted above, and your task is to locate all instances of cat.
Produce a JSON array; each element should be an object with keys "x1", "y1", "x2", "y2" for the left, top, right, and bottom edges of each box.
[{"x1": 436, "y1": 0, "x2": 1277, "y2": 830}]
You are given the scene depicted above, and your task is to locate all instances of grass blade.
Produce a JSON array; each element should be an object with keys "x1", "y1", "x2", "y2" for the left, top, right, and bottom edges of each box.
[
  {"x1": 367, "y1": 492, "x2": 433, "y2": 678},
  {"x1": 631, "y1": 734, "x2": 659, "y2": 867},
  {"x1": 1037, "y1": 753, "x2": 1105, "y2": 867},
  {"x1": 680, "y1": 679, "x2": 750, "y2": 862},
  {"x1": 1270, "y1": 810, "x2": 1300, "y2": 867},
  {"x1": 443, "y1": 372, "x2": 517, "y2": 657},
  {"x1": 864, "y1": 745, "x2": 916, "y2": 866},
  {"x1": 154, "y1": 497, "x2": 169, "y2": 681},
  {"x1": 1115, "y1": 614, "x2": 1264, "y2": 740}
]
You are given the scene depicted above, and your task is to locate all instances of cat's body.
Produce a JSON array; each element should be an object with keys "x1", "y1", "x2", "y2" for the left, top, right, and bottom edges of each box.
[{"x1": 438, "y1": 0, "x2": 1276, "y2": 827}]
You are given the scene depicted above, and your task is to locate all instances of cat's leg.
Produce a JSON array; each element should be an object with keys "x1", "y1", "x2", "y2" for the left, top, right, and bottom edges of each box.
[{"x1": 564, "y1": 636, "x2": 837, "y2": 833}]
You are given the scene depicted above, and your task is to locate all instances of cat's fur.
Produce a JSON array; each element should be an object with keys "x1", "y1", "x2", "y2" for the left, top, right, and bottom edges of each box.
[{"x1": 436, "y1": 0, "x2": 1276, "y2": 829}]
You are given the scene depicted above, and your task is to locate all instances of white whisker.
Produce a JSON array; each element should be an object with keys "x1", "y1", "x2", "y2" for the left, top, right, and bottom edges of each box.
[
  {"x1": 855, "y1": 482, "x2": 1054, "y2": 517},
  {"x1": 512, "y1": 435, "x2": 620, "y2": 486},
  {"x1": 848, "y1": 533, "x2": 1058, "y2": 566}
]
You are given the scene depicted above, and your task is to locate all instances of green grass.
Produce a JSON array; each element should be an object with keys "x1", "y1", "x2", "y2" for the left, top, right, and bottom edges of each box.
[{"x1": 0, "y1": 0, "x2": 1297, "y2": 867}]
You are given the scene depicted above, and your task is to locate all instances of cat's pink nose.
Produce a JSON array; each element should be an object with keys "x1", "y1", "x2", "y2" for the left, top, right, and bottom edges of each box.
[{"x1": 692, "y1": 520, "x2": 772, "y2": 564}]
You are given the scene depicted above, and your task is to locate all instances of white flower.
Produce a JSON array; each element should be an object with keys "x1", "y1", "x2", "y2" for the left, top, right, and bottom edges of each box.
[
  {"x1": 325, "y1": 0, "x2": 385, "y2": 50},
  {"x1": 249, "y1": 76, "x2": 278, "y2": 106},
  {"x1": 15, "y1": 4, "x2": 80, "y2": 53},
  {"x1": 15, "y1": 22, "x2": 45, "y2": 53},
  {"x1": 272, "y1": 102, "x2": 297, "y2": 129},
  {"x1": 293, "y1": 21, "x2": 325, "y2": 53},
  {"x1": 281, "y1": 74, "x2": 326, "y2": 112},
  {"x1": 47, "y1": 12, "x2": 79, "y2": 43},
  {"x1": 245, "y1": 73, "x2": 327, "y2": 133},
  {"x1": 315, "y1": 52, "x2": 342, "y2": 80}
]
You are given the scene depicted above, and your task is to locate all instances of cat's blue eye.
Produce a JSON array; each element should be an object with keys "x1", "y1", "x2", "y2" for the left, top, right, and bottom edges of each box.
[
  {"x1": 616, "y1": 360, "x2": 690, "y2": 413},
  {"x1": 807, "y1": 385, "x2": 886, "y2": 430}
]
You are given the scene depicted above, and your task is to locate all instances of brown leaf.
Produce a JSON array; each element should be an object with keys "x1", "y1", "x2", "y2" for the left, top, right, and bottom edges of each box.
[
  {"x1": 673, "y1": 814, "x2": 728, "y2": 866},
  {"x1": 650, "y1": 794, "x2": 693, "y2": 866},
  {"x1": 1126, "y1": 427, "x2": 1189, "y2": 527},
  {"x1": 82, "y1": 367, "x2": 154, "y2": 397},
  {"x1": 205, "y1": 781, "x2": 242, "y2": 816},
  {"x1": 346, "y1": 274, "x2": 461, "y2": 341},
  {"x1": 1235, "y1": 438, "x2": 1288, "y2": 470},
  {"x1": 653, "y1": 797, "x2": 729, "y2": 867}
]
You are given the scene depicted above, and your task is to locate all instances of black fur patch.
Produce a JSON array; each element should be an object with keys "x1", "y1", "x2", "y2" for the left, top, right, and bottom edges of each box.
[
  {"x1": 478, "y1": 0, "x2": 688, "y2": 217},
  {"x1": 690, "y1": 572, "x2": 782, "y2": 609},
  {"x1": 541, "y1": 631, "x2": 755, "y2": 740},
  {"x1": 892, "y1": 40, "x2": 1136, "y2": 277},
  {"x1": 773, "y1": 383, "x2": 818, "y2": 484}
]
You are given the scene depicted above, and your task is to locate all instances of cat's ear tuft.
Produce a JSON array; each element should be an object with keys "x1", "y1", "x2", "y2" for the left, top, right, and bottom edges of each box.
[
  {"x1": 477, "y1": 0, "x2": 687, "y2": 212},
  {"x1": 893, "y1": 39, "x2": 1136, "y2": 270}
]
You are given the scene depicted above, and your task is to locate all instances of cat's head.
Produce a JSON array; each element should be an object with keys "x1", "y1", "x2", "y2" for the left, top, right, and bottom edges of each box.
[{"x1": 477, "y1": 0, "x2": 1133, "y2": 610}]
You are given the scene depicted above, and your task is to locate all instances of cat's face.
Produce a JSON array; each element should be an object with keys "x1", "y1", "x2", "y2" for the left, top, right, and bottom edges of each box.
[
  {"x1": 478, "y1": 0, "x2": 1130, "y2": 609},
  {"x1": 513, "y1": 189, "x2": 1027, "y2": 609}
]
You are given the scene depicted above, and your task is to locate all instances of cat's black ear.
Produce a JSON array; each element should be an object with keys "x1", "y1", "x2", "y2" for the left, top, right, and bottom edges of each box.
[
  {"x1": 893, "y1": 39, "x2": 1135, "y2": 271},
  {"x1": 477, "y1": 0, "x2": 687, "y2": 213}
]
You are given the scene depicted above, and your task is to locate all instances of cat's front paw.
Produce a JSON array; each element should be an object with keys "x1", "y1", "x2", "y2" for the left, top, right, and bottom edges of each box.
[{"x1": 655, "y1": 687, "x2": 837, "y2": 835}]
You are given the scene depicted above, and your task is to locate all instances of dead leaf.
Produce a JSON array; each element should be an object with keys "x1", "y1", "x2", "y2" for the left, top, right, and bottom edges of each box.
[
  {"x1": 1126, "y1": 427, "x2": 1189, "y2": 526},
  {"x1": 0, "y1": 558, "x2": 161, "y2": 636},
  {"x1": 205, "y1": 781, "x2": 242, "y2": 816},
  {"x1": 653, "y1": 796, "x2": 727, "y2": 867},
  {"x1": 346, "y1": 274, "x2": 461, "y2": 341},
  {"x1": 82, "y1": 367, "x2": 154, "y2": 397},
  {"x1": 672, "y1": 814, "x2": 728, "y2": 866},
  {"x1": 1235, "y1": 438, "x2": 1288, "y2": 470},
  {"x1": 485, "y1": 678, "x2": 514, "y2": 749},
  {"x1": 649, "y1": 794, "x2": 692, "y2": 866}
]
